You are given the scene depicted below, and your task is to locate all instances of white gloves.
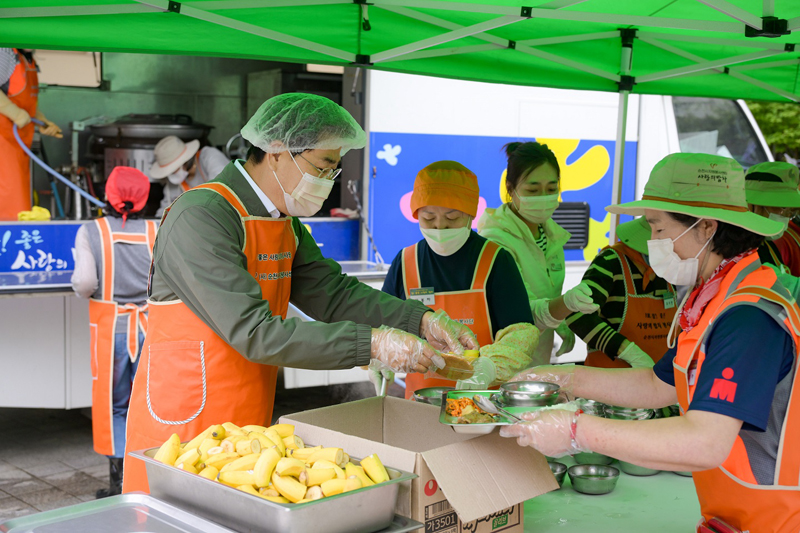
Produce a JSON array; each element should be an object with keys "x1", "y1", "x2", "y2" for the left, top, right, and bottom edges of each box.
[
  {"x1": 563, "y1": 282, "x2": 600, "y2": 314},
  {"x1": 371, "y1": 325, "x2": 445, "y2": 373},
  {"x1": 531, "y1": 299, "x2": 561, "y2": 330},
  {"x1": 421, "y1": 309, "x2": 479, "y2": 354},
  {"x1": 367, "y1": 359, "x2": 395, "y2": 396},
  {"x1": 618, "y1": 342, "x2": 655, "y2": 369},
  {"x1": 456, "y1": 357, "x2": 497, "y2": 390},
  {"x1": 554, "y1": 322, "x2": 575, "y2": 357}
]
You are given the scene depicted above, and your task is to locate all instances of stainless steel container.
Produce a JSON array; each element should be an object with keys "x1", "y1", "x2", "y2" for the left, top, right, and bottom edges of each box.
[
  {"x1": 412, "y1": 386, "x2": 453, "y2": 406},
  {"x1": 500, "y1": 381, "x2": 559, "y2": 406},
  {"x1": 573, "y1": 451, "x2": 614, "y2": 465},
  {"x1": 132, "y1": 448, "x2": 417, "y2": 533},
  {"x1": 0, "y1": 493, "x2": 236, "y2": 533},
  {"x1": 548, "y1": 461, "x2": 567, "y2": 488},
  {"x1": 603, "y1": 405, "x2": 654, "y2": 421},
  {"x1": 576, "y1": 398, "x2": 607, "y2": 416},
  {"x1": 567, "y1": 464, "x2": 620, "y2": 495},
  {"x1": 618, "y1": 461, "x2": 659, "y2": 476}
]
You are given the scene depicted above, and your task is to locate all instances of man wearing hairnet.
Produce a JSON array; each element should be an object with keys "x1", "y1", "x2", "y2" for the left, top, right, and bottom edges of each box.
[{"x1": 122, "y1": 93, "x2": 477, "y2": 493}]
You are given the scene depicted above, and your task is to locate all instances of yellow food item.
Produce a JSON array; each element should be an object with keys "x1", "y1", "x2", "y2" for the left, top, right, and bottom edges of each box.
[
  {"x1": 360, "y1": 454, "x2": 390, "y2": 484},
  {"x1": 268, "y1": 424, "x2": 295, "y2": 438},
  {"x1": 201, "y1": 452, "x2": 240, "y2": 470},
  {"x1": 219, "y1": 470, "x2": 256, "y2": 487},
  {"x1": 344, "y1": 475, "x2": 362, "y2": 492},
  {"x1": 463, "y1": 349, "x2": 480, "y2": 362},
  {"x1": 275, "y1": 457, "x2": 306, "y2": 478},
  {"x1": 153, "y1": 434, "x2": 181, "y2": 466},
  {"x1": 220, "y1": 453, "x2": 261, "y2": 473},
  {"x1": 345, "y1": 463, "x2": 375, "y2": 487},
  {"x1": 272, "y1": 472, "x2": 307, "y2": 503},
  {"x1": 254, "y1": 447, "x2": 282, "y2": 488},
  {"x1": 320, "y1": 478, "x2": 345, "y2": 497},
  {"x1": 198, "y1": 466, "x2": 219, "y2": 480},
  {"x1": 299, "y1": 467, "x2": 336, "y2": 486},
  {"x1": 175, "y1": 447, "x2": 200, "y2": 469},
  {"x1": 306, "y1": 447, "x2": 344, "y2": 466}
]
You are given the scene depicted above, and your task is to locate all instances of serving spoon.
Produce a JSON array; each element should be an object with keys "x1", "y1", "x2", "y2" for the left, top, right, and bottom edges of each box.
[{"x1": 473, "y1": 395, "x2": 523, "y2": 422}]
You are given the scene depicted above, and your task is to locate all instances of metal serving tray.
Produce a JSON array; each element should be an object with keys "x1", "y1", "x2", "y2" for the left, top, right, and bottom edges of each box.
[
  {"x1": 438, "y1": 390, "x2": 541, "y2": 435},
  {"x1": 0, "y1": 493, "x2": 236, "y2": 533},
  {"x1": 131, "y1": 448, "x2": 417, "y2": 533}
]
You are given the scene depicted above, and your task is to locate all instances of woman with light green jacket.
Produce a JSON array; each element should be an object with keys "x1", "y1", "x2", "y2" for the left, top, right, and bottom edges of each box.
[{"x1": 478, "y1": 142, "x2": 598, "y2": 366}]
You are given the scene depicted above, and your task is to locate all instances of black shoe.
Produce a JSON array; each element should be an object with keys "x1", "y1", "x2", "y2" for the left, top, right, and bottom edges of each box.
[{"x1": 95, "y1": 457, "x2": 124, "y2": 499}]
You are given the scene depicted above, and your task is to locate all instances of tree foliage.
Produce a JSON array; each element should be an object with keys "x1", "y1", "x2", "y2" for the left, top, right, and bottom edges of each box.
[{"x1": 746, "y1": 100, "x2": 800, "y2": 161}]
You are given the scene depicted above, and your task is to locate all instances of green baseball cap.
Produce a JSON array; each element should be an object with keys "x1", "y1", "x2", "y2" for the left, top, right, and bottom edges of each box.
[
  {"x1": 607, "y1": 153, "x2": 784, "y2": 237},
  {"x1": 745, "y1": 161, "x2": 800, "y2": 208},
  {"x1": 615, "y1": 217, "x2": 651, "y2": 255}
]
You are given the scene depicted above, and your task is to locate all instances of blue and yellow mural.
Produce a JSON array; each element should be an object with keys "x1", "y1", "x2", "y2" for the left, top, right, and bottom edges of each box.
[{"x1": 368, "y1": 132, "x2": 637, "y2": 264}]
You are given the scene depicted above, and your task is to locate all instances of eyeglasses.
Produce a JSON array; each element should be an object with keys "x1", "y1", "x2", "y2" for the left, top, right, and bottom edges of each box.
[{"x1": 297, "y1": 153, "x2": 342, "y2": 181}]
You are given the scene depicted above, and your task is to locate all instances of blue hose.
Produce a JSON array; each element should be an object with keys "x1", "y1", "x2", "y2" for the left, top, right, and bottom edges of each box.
[{"x1": 13, "y1": 119, "x2": 105, "y2": 208}]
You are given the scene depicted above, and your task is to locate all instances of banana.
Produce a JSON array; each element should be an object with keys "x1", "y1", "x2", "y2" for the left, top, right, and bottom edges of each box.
[
  {"x1": 320, "y1": 478, "x2": 346, "y2": 497},
  {"x1": 198, "y1": 466, "x2": 219, "y2": 480},
  {"x1": 181, "y1": 425, "x2": 216, "y2": 453},
  {"x1": 463, "y1": 349, "x2": 480, "y2": 362},
  {"x1": 344, "y1": 475, "x2": 363, "y2": 492},
  {"x1": 275, "y1": 457, "x2": 306, "y2": 478},
  {"x1": 338, "y1": 453, "x2": 350, "y2": 469},
  {"x1": 271, "y1": 472, "x2": 307, "y2": 503},
  {"x1": 345, "y1": 463, "x2": 375, "y2": 487},
  {"x1": 199, "y1": 439, "x2": 220, "y2": 455},
  {"x1": 241, "y1": 424, "x2": 268, "y2": 433},
  {"x1": 236, "y1": 484, "x2": 262, "y2": 497},
  {"x1": 283, "y1": 435, "x2": 304, "y2": 450},
  {"x1": 219, "y1": 470, "x2": 256, "y2": 487},
  {"x1": 235, "y1": 439, "x2": 261, "y2": 456},
  {"x1": 153, "y1": 434, "x2": 181, "y2": 466},
  {"x1": 289, "y1": 445, "x2": 322, "y2": 462},
  {"x1": 305, "y1": 485, "x2": 324, "y2": 501},
  {"x1": 254, "y1": 447, "x2": 282, "y2": 488},
  {"x1": 209, "y1": 424, "x2": 226, "y2": 440},
  {"x1": 220, "y1": 453, "x2": 260, "y2": 473},
  {"x1": 248, "y1": 432, "x2": 273, "y2": 451},
  {"x1": 222, "y1": 422, "x2": 246, "y2": 437},
  {"x1": 299, "y1": 467, "x2": 335, "y2": 486},
  {"x1": 312, "y1": 460, "x2": 345, "y2": 480},
  {"x1": 360, "y1": 454, "x2": 390, "y2": 483},
  {"x1": 268, "y1": 423, "x2": 295, "y2": 438},
  {"x1": 263, "y1": 428, "x2": 286, "y2": 456},
  {"x1": 262, "y1": 495, "x2": 290, "y2": 504},
  {"x1": 175, "y1": 447, "x2": 201, "y2": 469},
  {"x1": 259, "y1": 487, "x2": 280, "y2": 498},
  {"x1": 221, "y1": 435, "x2": 247, "y2": 454},
  {"x1": 201, "y1": 452, "x2": 240, "y2": 470},
  {"x1": 306, "y1": 447, "x2": 343, "y2": 466},
  {"x1": 176, "y1": 462, "x2": 199, "y2": 474}
]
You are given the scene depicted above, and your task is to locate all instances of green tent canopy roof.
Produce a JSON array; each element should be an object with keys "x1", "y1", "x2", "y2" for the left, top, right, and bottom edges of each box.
[{"x1": 2, "y1": 0, "x2": 800, "y2": 101}]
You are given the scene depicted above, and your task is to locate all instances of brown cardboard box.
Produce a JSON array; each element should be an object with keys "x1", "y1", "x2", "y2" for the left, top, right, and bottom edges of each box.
[{"x1": 281, "y1": 396, "x2": 557, "y2": 532}]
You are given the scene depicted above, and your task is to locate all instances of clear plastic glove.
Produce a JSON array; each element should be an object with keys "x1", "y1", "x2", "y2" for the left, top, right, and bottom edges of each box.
[
  {"x1": 38, "y1": 118, "x2": 63, "y2": 138},
  {"x1": 367, "y1": 359, "x2": 395, "y2": 396},
  {"x1": 371, "y1": 325, "x2": 445, "y2": 373},
  {"x1": 499, "y1": 405, "x2": 588, "y2": 457},
  {"x1": 562, "y1": 282, "x2": 600, "y2": 314},
  {"x1": 618, "y1": 342, "x2": 655, "y2": 369},
  {"x1": 510, "y1": 364, "x2": 576, "y2": 398},
  {"x1": 456, "y1": 357, "x2": 496, "y2": 390},
  {"x1": 554, "y1": 322, "x2": 575, "y2": 357},
  {"x1": 421, "y1": 309, "x2": 479, "y2": 355}
]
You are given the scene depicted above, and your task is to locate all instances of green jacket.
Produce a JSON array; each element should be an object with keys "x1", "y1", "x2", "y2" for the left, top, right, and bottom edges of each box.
[{"x1": 150, "y1": 162, "x2": 429, "y2": 369}]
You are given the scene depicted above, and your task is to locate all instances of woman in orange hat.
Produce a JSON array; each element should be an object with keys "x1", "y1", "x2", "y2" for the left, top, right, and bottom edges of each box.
[{"x1": 382, "y1": 161, "x2": 537, "y2": 397}]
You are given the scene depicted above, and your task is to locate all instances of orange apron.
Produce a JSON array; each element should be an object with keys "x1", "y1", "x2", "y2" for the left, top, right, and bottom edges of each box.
[
  {"x1": 0, "y1": 50, "x2": 38, "y2": 220},
  {"x1": 673, "y1": 254, "x2": 800, "y2": 532},
  {"x1": 401, "y1": 240, "x2": 498, "y2": 399},
  {"x1": 122, "y1": 182, "x2": 295, "y2": 494},
  {"x1": 89, "y1": 217, "x2": 158, "y2": 456},
  {"x1": 585, "y1": 244, "x2": 676, "y2": 368}
]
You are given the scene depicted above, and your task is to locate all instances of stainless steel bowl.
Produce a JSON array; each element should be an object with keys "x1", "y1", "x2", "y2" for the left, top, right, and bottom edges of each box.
[
  {"x1": 573, "y1": 451, "x2": 614, "y2": 465},
  {"x1": 412, "y1": 387, "x2": 453, "y2": 406},
  {"x1": 603, "y1": 405, "x2": 654, "y2": 421},
  {"x1": 500, "y1": 381, "x2": 560, "y2": 406},
  {"x1": 548, "y1": 461, "x2": 567, "y2": 488},
  {"x1": 618, "y1": 461, "x2": 659, "y2": 476},
  {"x1": 673, "y1": 471, "x2": 693, "y2": 477},
  {"x1": 568, "y1": 464, "x2": 620, "y2": 495},
  {"x1": 576, "y1": 398, "x2": 607, "y2": 416}
]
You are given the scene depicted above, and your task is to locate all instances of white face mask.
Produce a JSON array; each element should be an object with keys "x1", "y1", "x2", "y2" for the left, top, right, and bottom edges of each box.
[
  {"x1": 647, "y1": 219, "x2": 715, "y2": 287},
  {"x1": 168, "y1": 168, "x2": 189, "y2": 185},
  {"x1": 420, "y1": 226, "x2": 471, "y2": 256},
  {"x1": 273, "y1": 153, "x2": 335, "y2": 217},
  {"x1": 767, "y1": 212, "x2": 790, "y2": 240},
  {"x1": 514, "y1": 192, "x2": 559, "y2": 224}
]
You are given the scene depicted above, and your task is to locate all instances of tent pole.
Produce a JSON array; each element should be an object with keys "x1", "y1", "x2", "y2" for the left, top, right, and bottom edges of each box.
[{"x1": 609, "y1": 29, "x2": 634, "y2": 245}]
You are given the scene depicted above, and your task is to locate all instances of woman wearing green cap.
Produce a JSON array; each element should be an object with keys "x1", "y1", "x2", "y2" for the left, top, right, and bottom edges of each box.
[
  {"x1": 500, "y1": 153, "x2": 800, "y2": 532},
  {"x1": 566, "y1": 217, "x2": 676, "y2": 369}
]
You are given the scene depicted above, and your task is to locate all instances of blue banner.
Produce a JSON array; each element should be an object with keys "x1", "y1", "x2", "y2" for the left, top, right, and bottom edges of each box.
[
  {"x1": 0, "y1": 222, "x2": 83, "y2": 289},
  {"x1": 300, "y1": 218, "x2": 359, "y2": 262}
]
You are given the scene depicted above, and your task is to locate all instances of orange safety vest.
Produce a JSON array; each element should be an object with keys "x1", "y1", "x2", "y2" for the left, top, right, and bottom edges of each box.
[
  {"x1": 401, "y1": 240, "x2": 498, "y2": 398},
  {"x1": 89, "y1": 217, "x2": 157, "y2": 456},
  {"x1": 0, "y1": 50, "x2": 38, "y2": 220},
  {"x1": 122, "y1": 182, "x2": 295, "y2": 494},
  {"x1": 673, "y1": 254, "x2": 800, "y2": 532},
  {"x1": 585, "y1": 244, "x2": 676, "y2": 368}
]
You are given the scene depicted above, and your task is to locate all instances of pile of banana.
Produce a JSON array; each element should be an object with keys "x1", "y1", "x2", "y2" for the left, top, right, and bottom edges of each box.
[{"x1": 152, "y1": 422, "x2": 391, "y2": 504}]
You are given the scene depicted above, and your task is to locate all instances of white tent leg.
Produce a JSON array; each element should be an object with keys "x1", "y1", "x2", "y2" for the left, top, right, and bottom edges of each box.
[{"x1": 608, "y1": 36, "x2": 633, "y2": 245}]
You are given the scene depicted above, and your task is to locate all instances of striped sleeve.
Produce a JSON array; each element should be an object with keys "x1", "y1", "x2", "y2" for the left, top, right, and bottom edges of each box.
[
  {"x1": 0, "y1": 48, "x2": 17, "y2": 90},
  {"x1": 566, "y1": 248, "x2": 629, "y2": 359}
]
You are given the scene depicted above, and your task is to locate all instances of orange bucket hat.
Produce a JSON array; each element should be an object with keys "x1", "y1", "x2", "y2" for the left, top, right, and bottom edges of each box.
[{"x1": 410, "y1": 161, "x2": 480, "y2": 219}]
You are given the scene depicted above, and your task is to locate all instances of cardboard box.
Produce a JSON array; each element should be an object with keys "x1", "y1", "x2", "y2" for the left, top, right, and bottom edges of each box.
[{"x1": 281, "y1": 396, "x2": 557, "y2": 533}]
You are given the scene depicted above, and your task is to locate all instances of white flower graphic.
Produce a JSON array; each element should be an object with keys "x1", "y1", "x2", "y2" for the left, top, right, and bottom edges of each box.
[{"x1": 377, "y1": 144, "x2": 402, "y2": 166}]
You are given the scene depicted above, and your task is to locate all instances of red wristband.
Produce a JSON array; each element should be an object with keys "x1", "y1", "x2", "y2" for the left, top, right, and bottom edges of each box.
[{"x1": 570, "y1": 409, "x2": 584, "y2": 448}]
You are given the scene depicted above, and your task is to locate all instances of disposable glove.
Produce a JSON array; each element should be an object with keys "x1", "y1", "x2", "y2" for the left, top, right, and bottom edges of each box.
[
  {"x1": 0, "y1": 91, "x2": 31, "y2": 128},
  {"x1": 367, "y1": 359, "x2": 395, "y2": 396},
  {"x1": 371, "y1": 325, "x2": 445, "y2": 374},
  {"x1": 562, "y1": 282, "x2": 600, "y2": 314},
  {"x1": 499, "y1": 404, "x2": 588, "y2": 458},
  {"x1": 421, "y1": 309, "x2": 479, "y2": 355},
  {"x1": 456, "y1": 357, "x2": 496, "y2": 390},
  {"x1": 531, "y1": 299, "x2": 561, "y2": 330},
  {"x1": 510, "y1": 364, "x2": 576, "y2": 398},
  {"x1": 618, "y1": 342, "x2": 655, "y2": 369},
  {"x1": 554, "y1": 322, "x2": 575, "y2": 357},
  {"x1": 479, "y1": 323, "x2": 539, "y2": 382}
]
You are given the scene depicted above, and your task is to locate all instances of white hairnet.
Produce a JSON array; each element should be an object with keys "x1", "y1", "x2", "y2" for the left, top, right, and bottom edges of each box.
[{"x1": 241, "y1": 93, "x2": 366, "y2": 156}]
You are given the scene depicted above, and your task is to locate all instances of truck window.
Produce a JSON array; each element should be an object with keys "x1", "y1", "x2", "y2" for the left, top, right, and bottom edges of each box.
[{"x1": 672, "y1": 97, "x2": 769, "y2": 169}]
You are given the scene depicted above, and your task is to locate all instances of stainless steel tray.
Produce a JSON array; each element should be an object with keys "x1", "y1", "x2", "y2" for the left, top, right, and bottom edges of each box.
[
  {"x1": 0, "y1": 493, "x2": 236, "y2": 533},
  {"x1": 132, "y1": 447, "x2": 417, "y2": 533},
  {"x1": 439, "y1": 390, "x2": 541, "y2": 435}
]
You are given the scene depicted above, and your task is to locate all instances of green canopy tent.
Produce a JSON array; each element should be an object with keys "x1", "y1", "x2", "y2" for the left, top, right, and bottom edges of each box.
[{"x1": 3, "y1": 0, "x2": 800, "y2": 239}]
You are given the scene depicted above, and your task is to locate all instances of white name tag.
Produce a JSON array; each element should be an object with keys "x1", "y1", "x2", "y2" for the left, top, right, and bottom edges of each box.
[
  {"x1": 664, "y1": 295, "x2": 676, "y2": 309},
  {"x1": 409, "y1": 287, "x2": 435, "y2": 306}
]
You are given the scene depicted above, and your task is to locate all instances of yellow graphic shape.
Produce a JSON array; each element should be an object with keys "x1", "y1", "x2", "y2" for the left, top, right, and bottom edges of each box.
[
  {"x1": 583, "y1": 213, "x2": 611, "y2": 262},
  {"x1": 499, "y1": 138, "x2": 610, "y2": 203}
]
